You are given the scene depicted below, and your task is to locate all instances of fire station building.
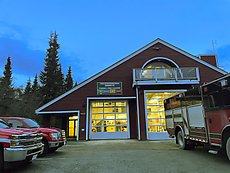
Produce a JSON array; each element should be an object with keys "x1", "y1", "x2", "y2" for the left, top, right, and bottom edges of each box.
[{"x1": 36, "y1": 38, "x2": 227, "y2": 140}]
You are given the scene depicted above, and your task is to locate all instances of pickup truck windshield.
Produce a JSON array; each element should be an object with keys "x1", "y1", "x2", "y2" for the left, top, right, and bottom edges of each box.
[
  {"x1": 0, "y1": 121, "x2": 9, "y2": 128},
  {"x1": 23, "y1": 119, "x2": 40, "y2": 128}
]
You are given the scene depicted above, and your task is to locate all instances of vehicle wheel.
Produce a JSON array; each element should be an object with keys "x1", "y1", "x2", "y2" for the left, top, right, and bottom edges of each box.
[
  {"x1": 226, "y1": 136, "x2": 230, "y2": 161},
  {"x1": 0, "y1": 146, "x2": 4, "y2": 171},
  {"x1": 41, "y1": 140, "x2": 49, "y2": 156},
  {"x1": 177, "y1": 130, "x2": 193, "y2": 150},
  {"x1": 49, "y1": 147, "x2": 58, "y2": 153}
]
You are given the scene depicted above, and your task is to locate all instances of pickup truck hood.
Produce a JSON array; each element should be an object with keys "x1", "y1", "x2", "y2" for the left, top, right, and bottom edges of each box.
[
  {"x1": 0, "y1": 128, "x2": 27, "y2": 136},
  {"x1": 29, "y1": 128, "x2": 58, "y2": 133}
]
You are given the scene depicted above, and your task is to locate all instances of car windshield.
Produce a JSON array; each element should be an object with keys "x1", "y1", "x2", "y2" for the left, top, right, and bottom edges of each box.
[
  {"x1": 0, "y1": 121, "x2": 9, "y2": 128},
  {"x1": 23, "y1": 119, "x2": 40, "y2": 128}
]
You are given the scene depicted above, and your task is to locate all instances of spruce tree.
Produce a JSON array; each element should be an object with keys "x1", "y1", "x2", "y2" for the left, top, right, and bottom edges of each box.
[
  {"x1": 40, "y1": 32, "x2": 64, "y2": 104},
  {"x1": 24, "y1": 79, "x2": 32, "y2": 95},
  {"x1": 2, "y1": 57, "x2": 13, "y2": 88},
  {"x1": 0, "y1": 56, "x2": 14, "y2": 115},
  {"x1": 65, "y1": 66, "x2": 74, "y2": 91},
  {"x1": 32, "y1": 74, "x2": 39, "y2": 93}
]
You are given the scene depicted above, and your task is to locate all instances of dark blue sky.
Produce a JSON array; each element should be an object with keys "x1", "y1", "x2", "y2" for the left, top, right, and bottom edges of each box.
[{"x1": 0, "y1": 0, "x2": 230, "y2": 87}]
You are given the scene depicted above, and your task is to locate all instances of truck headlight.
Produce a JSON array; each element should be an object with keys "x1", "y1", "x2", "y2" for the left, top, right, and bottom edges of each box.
[
  {"x1": 50, "y1": 132, "x2": 58, "y2": 140},
  {"x1": 11, "y1": 141, "x2": 20, "y2": 147},
  {"x1": 11, "y1": 135, "x2": 20, "y2": 147}
]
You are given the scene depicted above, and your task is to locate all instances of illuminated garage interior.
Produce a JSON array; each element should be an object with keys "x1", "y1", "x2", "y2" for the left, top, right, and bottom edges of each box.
[{"x1": 145, "y1": 91, "x2": 182, "y2": 140}]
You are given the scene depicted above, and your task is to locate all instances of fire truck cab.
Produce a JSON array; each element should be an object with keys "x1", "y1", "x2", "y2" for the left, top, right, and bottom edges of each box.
[{"x1": 164, "y1": 74, "x2": 230, "y2": 160}]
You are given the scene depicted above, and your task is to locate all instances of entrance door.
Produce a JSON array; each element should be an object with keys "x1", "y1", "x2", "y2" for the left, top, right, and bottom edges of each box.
[
  {"x1": 145, "y1": 91, "x2": 181, "y2": 140},
  {"x1": 68, "y1": 116, "x2": 79, "y2": 140},
  {"x1": 90, "y1": 100, "x2": 130, "y2": 139}
]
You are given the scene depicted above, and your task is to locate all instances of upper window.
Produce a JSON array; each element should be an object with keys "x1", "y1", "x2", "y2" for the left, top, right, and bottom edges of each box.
[
  {"x1": 142, "y1": 60, "x2": 177, "y2": 80},
  {"x1": 145, "y1": 61, "x2": 174, "y2": 69}
]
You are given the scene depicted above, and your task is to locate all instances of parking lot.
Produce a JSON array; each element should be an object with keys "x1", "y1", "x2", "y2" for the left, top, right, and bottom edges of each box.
[{"x1": 5, "y1": 140, "x2": 229, "y2": 173}]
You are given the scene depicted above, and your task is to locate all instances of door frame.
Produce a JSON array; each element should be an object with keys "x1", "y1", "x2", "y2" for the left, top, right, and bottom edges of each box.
[
  {"x1": 86, "y1": 97, "x2": 136, "y2": 140},
  {"x1": 68, "y1": 111, "x2": 80, "y2": 141},
  {"x1": 144, "y1": 90, "x2": 187, "y2": 140}
]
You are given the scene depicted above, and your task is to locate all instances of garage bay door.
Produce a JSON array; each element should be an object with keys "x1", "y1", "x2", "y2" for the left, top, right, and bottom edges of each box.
[{"x1": 89, "y1": 100, "x2": 130, "y2": 139}]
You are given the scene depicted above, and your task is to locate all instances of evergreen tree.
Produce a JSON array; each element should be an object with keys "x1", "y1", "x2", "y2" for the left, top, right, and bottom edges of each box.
[
  {"x1": 32, "y1": 74, "x2": 39, "y2": 93},
  {"x1": 24, "y1": 78, "x2": 32, "y2": 95},
  {"x1": 40, "y1": 32, "x2": 64, "y2": 104},
  {"x1": 65, "y1": 66, "x2": 74, "y2": 91},
  {"x1": 1, "y1": 56, "x2": 13, "y2": 88},
  {"x1": 57, "y1": 64, "x2": 64, "y2": 94},
  {"x1": 0, "y1": 57, "x2": 14, "y2": 115}
]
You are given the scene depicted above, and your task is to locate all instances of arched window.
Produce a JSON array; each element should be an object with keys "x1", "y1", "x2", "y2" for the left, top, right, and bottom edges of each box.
[{"x1": 141, "y1": 58, "x2": 181, "y2": 80}]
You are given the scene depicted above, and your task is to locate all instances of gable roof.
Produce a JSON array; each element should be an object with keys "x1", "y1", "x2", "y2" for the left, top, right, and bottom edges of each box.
[{"x1": 36, "y1": 38, "x2": 227, "y2": 113}]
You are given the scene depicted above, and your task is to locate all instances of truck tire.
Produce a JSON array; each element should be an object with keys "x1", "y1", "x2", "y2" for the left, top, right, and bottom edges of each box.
[
  {"x1": 226, "y1": 137, "x2": 230, "y2": 160},
  {"x1": 177, "y1": 130, "x2": 194, "y2": 150},
  {"x1": 0, "y1": 147, "x2": 4, "y2": 171},
  {"x1": 41, "y1": 139, "x2": 49, "y2": 156},
  {"x1": 49, "y1": 147, "x2": 58, "y2": 153}
]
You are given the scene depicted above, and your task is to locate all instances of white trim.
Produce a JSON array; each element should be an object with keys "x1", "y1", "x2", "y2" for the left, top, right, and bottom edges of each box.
[
  {"x1": 133, "y1": 80, "x2": 199, "y2": 86},
  {"x1": 211, "y1": 143, "x2": 222, "y2": 147},
  {"x1": 77, "y1": 111, "x2": 80, "y2": 141},
  {"x1": 88, "y1": 100, "x2": 130, "y2": 140},
  {"x1": 141, "y1": 57, "x2": 180, "y2": 69},
  {"x1": 67, "y1": 111, "x2": 80, "y2": 141},
  {"x1": 202, "y1": 73, "x2": 230, "y2": 87},
  {"x1": 136, "y1": 87, "x2": 141, "y2": 140},
  {"x1": 144, "y1": 91, "x2": 149, "y2": 140},
  {"x1": 87, "y1": 97, "x2": 135, "y2": 140},
  {"x1": 36, "y1": 38, "x2": 227, "y2": 113},
  {"x1": 86, "y1": 99, "x2": 89, "y2": 140},
  {"x1": 36, "y1": 110, "x2": 80, "y2": 114}
]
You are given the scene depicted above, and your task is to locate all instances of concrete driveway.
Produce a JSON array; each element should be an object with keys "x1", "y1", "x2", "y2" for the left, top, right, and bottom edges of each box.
[{"x1": 5, "y1": 140, "x2": 229, "y2": 173}]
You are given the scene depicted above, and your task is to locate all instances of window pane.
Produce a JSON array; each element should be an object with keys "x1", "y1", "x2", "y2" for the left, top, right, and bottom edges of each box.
[
  {"x1": 116, "y1": 120, "x2": 127, "y2": 125},
  {"x1": 116, "y1": 114, "x2": 127, "y2": 119},
  {"x1": 115, "y1": 106, "x2": 127, "y2": 113},
  {"x1": 148, "y1": 112, "x2": 164, "y2": 119},
  {"x1": 92, "y1": 102, "x2": 103, "y2": 107},
  {"x1": 92, "y1": 127, "x2": 103, "y2": 132},
  {"x1": 148, "y1": 125, "x2": 166, "y2": 132},
  {"x1": 147, "y1": 106, "x2": 164, "y2": 112},
  {"x1": 92, "y1": 120, "x2": 103, "y2": 126},
  {"x1": 104, "y1": 126, "x2": 115, "y2": 132},
  {"x1": 104, "y1": 107, "x2": 115, "y2": 113},
  {"x1": 104, "y1": 120, "x2": 115, "y2": 125},
  {"x1": 116, "y1": 102, "x2": 127, "y2": 106},
  {"x1": 92, "y1": 114, "x2": 103, "y2": 119},
  {"x1": 116, "y1": 126, "x2": 127, "y2": 132},
  {"x1": 104, "y1": 102, "x2": 115, "y2": 107},
  {"x1": 92, "y1": 108, "x2": 103, "y2": 113},
  {"x1": 104, "y1": 114, "x2": 115, "y2": 119}
]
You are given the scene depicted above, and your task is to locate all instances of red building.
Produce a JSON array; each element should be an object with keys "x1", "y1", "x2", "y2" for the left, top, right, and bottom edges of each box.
[{"x1": 36, "y1": 38, "x2": 226, "y2": 140}]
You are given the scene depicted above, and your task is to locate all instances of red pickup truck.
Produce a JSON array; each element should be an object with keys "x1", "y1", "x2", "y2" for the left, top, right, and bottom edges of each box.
[
  {"x1": 0, "y1": 119, "x2": 44, "y2": 171},
  {"x1": 1, "y1": 117, "x2": 66, "y2": 155}
]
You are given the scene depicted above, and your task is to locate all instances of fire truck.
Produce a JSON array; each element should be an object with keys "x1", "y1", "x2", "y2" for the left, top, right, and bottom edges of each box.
[{"x1": 164, "y1": 74, "x2": 230, "y2": 160}]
